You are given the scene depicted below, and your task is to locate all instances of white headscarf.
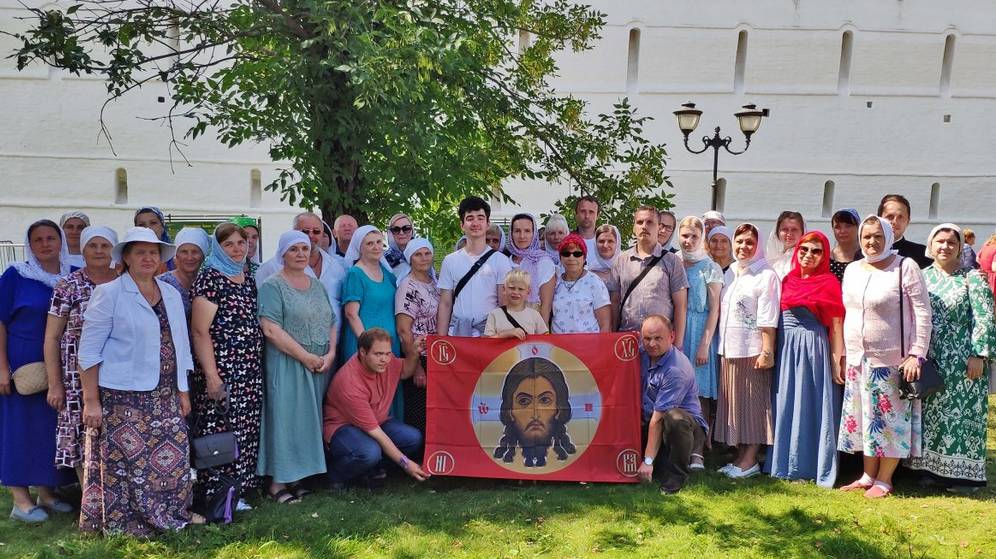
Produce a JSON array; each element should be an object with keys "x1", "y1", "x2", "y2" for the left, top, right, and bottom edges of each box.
[
  {"x1": 12, "y1": 220, "x2": 71, "y2": 287},
  {"x1": 173, "y1": 227, "x2": 210, "y2": 257},
  {"x1": 678, "y1": 216, "x2": 711, "y2": 264},
  {"x1": 734, "y1": 223, "x2": 768, "y2": 273},
  {"x1": 398, "y1": 237, "x2": 436, "y2": 283},
  {"x1": 764, "y1": 228, "x2": 794, "y2": 279},
  {"x1": 702, "y1": 211, "x2": 725, "y2": 225},
  {"x1": 59, "y1": 211, "x2": 91, "y2": 229},
  {"x1": 387, "y1": 213, "x2": 416, "y2": 252},
  {"x1": 588, "y1": 225, "x2": 621, "y2": 273},
  {"x1": 276, "y1": 230, "x2": 311, "y2": 260},
  {"x1": 925, "y1": 222, "x2": 962, "y2": 259},
  {"x1": 859, "y1": 215, "x2": 899, "y2": 264},
  {"x1": 344, "y1": 225, "x2": 389, "y2": 267},
  {"x1": 543, "y1": 214, "x2": 570, "y2": 263},
  {"x1": 78, "y1": 226, "x2": 118, "y2": 270},
  {"x1": 707, "y1": 225, "x2": 731, "y2": 243}
]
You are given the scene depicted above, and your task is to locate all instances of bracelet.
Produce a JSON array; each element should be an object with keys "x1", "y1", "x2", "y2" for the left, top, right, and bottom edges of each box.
[{"x1": 398, "y1": 455, "x2": 409, "y2": 470}]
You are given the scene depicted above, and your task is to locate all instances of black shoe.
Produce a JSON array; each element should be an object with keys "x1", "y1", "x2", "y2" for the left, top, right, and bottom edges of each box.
[{"x1": 660, "y1": 479, "x2": 684, "y2": 495}]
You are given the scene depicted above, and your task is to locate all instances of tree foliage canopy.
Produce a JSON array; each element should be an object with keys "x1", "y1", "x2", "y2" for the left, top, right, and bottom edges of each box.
[{"x1": 9, "y1": 0, "x2": 671, "y2": 230}]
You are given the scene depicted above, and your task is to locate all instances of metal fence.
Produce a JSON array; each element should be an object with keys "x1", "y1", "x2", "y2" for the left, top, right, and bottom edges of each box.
[{"x1": 0, "y1": 241, "x2": 25, "y2": 270}]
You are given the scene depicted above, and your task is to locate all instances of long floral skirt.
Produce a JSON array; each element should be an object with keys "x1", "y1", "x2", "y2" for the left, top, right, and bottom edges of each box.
[
  {"x1": 837, "y1": 359, "x2": 922, "y2": 459},
  {"x1": 79, "y1": 380, "x2": 192, "y2": 536}
]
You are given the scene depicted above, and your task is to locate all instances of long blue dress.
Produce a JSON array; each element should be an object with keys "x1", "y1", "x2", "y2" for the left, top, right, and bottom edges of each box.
[
  {"x1": 682, "y1": 259, "x2": 723, "y2": 399},
  {"x1": 340, "y1": 264, "x2": 403, "y2": 419},
  {"x1": 0, "y1": 267, "x2": 76, "y2": 487},
  {"x1": 769, "y1": 306, "x2": 841, "y2": 487}
]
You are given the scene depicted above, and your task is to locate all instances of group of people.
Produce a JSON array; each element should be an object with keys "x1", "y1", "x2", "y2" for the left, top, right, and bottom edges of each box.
[{"x1": 0, "y1": 192, "x2": 993, "y2": 535}]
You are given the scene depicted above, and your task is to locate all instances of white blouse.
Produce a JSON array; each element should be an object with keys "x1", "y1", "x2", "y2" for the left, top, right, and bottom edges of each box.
[
  {"x1": 718, "y1": 259, "x2": 781, "y2": 358},
  {"x1": 551, "y1": 271, "x2": 611, "y2": 333}
]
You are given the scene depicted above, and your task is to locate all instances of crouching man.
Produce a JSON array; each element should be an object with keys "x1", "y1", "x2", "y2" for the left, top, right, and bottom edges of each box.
[
  {"x1": 323, "y1": 328, "x2": 430, "y2": 488},
  {"x1": 637, "y1": 315, "x2": 708, "y2": 494}
]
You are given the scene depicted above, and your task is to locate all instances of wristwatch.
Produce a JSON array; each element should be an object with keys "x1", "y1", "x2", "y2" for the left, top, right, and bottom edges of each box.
[{"x1": 643, "y1": 456, "x2": 654, "y2": 466}]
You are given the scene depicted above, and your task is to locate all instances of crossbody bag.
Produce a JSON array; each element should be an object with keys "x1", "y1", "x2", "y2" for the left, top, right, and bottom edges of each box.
[
  {"x1": 453, "y1": 249, "x2": 497, "y2": 301},
  {"x1": 618, "y1": 254, "x2": 663, "y2": 324},
  {"x1": 897, "y1": 258, "x2": 944, "y2": 400}
]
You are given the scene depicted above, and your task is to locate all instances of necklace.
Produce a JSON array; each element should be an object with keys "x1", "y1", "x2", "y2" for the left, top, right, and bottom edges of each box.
[{"x1": 560, "y1": 273, "x2": 583, "y2": 293}]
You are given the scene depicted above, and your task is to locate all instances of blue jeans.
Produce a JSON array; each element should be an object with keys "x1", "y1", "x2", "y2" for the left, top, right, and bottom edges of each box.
[{"x1": 326, "y1": 420, "x2": 423, "y2": 483}]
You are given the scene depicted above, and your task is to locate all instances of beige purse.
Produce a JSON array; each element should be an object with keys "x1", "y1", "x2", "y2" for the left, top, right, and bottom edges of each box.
[{"x1": 12, "y1": 362, "x2": 48, "y2": 395}]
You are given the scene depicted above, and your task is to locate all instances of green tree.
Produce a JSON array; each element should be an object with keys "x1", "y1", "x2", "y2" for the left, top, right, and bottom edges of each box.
[{"x1": 8, "y1": 0, "x2": 670, "y2": 233}]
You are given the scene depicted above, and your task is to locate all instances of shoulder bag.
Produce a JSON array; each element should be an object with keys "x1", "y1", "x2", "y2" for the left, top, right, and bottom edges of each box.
[
  {"x1": 452, "y1": 249, "x2": 497, "y2": 301},
  {"x1": 897, "y1": 258, "x2": 944, "y2": 400},
  {"x1": 618, "y1": 254, "x2": 663, "y2": 324}
]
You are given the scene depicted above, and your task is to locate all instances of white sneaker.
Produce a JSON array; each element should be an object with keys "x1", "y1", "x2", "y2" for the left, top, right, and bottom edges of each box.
[
  {"x1": 728, "y1": 464, "x2": 760, "y2": 479},
  {"x1": 721, "y1": 464, "x2": 743, "y2": 477},
  {"x1": 718, "y1": 463, "x2": 736, "y2": 475},
  {"x1": 235, "y1": 499, "x2": 253, "y2": 512}
]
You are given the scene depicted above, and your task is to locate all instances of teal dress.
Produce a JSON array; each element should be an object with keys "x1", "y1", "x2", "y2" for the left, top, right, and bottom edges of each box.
[
  {"x1": 256, "y1": 275, "x2": 335, "y2": 483},
  {"x1": 682, "y1": 258, "x2": 724, "y2": 399},
  {"x1": 340, "y1": 264, "x2": 403, "y2": 418}
]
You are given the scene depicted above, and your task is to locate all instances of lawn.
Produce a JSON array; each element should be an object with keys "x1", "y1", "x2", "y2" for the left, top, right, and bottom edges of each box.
[{"x1": 2, "y1": 399, "x2": 995, "y2": 559}]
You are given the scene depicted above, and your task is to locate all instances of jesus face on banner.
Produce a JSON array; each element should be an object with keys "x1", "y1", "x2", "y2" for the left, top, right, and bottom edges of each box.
[{"x1": 494, "y1": 357, "x2": 577, "y2": 468}]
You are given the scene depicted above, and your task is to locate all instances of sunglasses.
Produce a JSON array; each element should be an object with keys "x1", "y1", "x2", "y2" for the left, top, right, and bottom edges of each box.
[
  {"x1": 560, "y1": 250, "x2": 584, "y2": 258},
  {"x1": 798, "y1": 246, "x2": 824, "y2": 256},
  {"x1": 299, "y1": 228, "x2": 323, "y2": 236},
  {"x1": 390, "y1": 225, "x2": 413, "y2": 234}
]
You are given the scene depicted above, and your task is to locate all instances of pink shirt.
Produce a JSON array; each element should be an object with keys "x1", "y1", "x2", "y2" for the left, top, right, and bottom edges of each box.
[
  {"x1": 323, "y1": 354, "x2": 403, "y2": 442},
  {"x1": 842, "y1": 256, "x2": 932, "y2": 368}
]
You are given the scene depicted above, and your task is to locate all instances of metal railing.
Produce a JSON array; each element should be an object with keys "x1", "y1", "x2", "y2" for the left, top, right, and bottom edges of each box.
[{"x1": 0, "y1": 241, "x2": 25, "y2": 271}]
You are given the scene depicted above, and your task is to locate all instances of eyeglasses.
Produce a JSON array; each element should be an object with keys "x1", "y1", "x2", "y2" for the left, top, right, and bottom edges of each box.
[
  {"x1": 299, "y1": 228, "x2": 323, "y2": 236},
  {"x1": 798, "y1": 246, "x2": 824, "y2": 256},
  {"x1": 560, "y1": 250, "x2": 584, "y2": 258},
  {"x1": 390, "y1": 225, "x2": 413, "y2": 234}
]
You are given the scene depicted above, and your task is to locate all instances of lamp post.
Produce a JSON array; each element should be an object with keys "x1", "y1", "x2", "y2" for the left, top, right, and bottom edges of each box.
[{"x1": 673, "y1": 102, "x2": 770, "y2": 211}]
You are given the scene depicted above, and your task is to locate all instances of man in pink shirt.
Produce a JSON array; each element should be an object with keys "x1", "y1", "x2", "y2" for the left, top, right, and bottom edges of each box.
[{"x1": 323, "y1": 328, "x2": 430, "y2": 487}]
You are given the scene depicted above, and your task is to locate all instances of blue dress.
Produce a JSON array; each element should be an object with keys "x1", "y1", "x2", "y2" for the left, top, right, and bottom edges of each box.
[
  {"x1": 340, "y1": 264, "x2": 403, "y2": 419},
  {"x1": 682, "y1": 259, "x2": 723, "y2": 399},
  {"x1": 0, "y1": 268, "x2": 76, "y2": 487},
  {"x1": 769, "y1": 307, "x2": 841, "y2": 487}
]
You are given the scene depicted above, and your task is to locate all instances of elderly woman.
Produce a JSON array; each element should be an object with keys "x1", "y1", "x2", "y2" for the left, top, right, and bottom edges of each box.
[
  {"x1": 829, "y1": 208, "x2": 862, "y2": 282},
  {"x1": 485, "y1": 224, "x2": 506, "y2": 254},
  {"x1": 190, "y1": 222, "x2": 263, "y2": 511},
  {"x1": 707, "y1": 226, "x2": 734, "y2": 273},
  {"x1": 159, "y1": 227, "x2": 209, "y2": 320},
  {"x1": 838, "y1": 216, "x2": 932, "y2": 498},
  {"x1": 77, "y1": 227, "x2": 197, "y2": 534},
  {"x1": 60, "y1": 212, "x2": 90, "y2": 269},
  {"x1": 770, "y1": 231, "x2": 845, "y2": 487},
  {"x1": 44, "y1": 226, "x2": 118, "y2": 480},
  {"x1": 702, "y1": 210, "x2": 726, "y2": 236},
  {"x1": 906, "y1": 224, "x2": 996, "y2": 493},
  {"x1": 551, "y1": 234, "x2": 611, "y2": 334},
  {"x1": 543, "y1": 214, "x2": 570, "y2": 264},
  {"x1": 590, "y1": 224, "x2": 621, "y2": 285},
  {"x1": 677, "y1": 216, "x2": 723, "y2": 466},
  {"x1": 134, "y1": 206, "x2": 174, "y2": 272},
  {"x1": 0, "y1": 220, "x2": 76, "y2": 523},
  {"x1": 385, "y1": 213, "x2": 416, "y2": 279},
  {"x1": 257, "y1": 231, "x2": 337, "y2": 503},
  {"x1": 715, "y1": 223, "x2": 780, "y2": 479},
  {"x1": 395, "y1": 238, "x2": 439, "y2": 434},
  {"x1": 765, "y1": 211, "x2": 805, "y2": 279},
  {"x1": 507, "y1": 213, "x2": 556, "y2": 322}
]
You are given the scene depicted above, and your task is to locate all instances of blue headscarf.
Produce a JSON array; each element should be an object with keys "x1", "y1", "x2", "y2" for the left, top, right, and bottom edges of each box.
[
  {"x1": 135, "y1": 206, "x2": 174, "y2": 270},
  {"x1": 203, "y1": 225, "x2": 247, "y2": 277}
]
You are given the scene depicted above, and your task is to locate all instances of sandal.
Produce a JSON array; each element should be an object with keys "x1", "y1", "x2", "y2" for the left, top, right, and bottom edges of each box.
[
  {"x1": 268, "y1": 488, "x2": 300, "y2": 504},
  {"x1": 839, "y1": 476, "x2": 875, "y2": 492},
  {"x1": 289, "y1": 484, "x2": 313, "y2": 500},
  {"x1": 864, "y1": 481, "x2": 892, "y2": 499}
]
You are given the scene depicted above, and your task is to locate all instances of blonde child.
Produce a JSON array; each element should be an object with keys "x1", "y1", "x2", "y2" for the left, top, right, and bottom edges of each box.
[{"x1": 484, "y1": 269, "x2": 549, "y2": 339}]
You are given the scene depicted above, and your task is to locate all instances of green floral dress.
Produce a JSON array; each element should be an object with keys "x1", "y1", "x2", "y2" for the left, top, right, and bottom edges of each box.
[{"x1": 906, "y1": 266, "x2": 996, "y2": 486}]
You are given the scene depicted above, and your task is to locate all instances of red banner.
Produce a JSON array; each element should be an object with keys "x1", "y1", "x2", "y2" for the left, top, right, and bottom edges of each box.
[{"x1": 424, "y1": 333, "x2": 642, "y2": 483}]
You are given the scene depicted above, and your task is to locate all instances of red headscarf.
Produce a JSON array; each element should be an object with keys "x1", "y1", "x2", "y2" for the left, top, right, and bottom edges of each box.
[
  {"x1": 780, "y1": 231, "x2": 844, "y2": 329},
  {"x1": 558, "y1": 233, "x2": 588, "y2": 258}
]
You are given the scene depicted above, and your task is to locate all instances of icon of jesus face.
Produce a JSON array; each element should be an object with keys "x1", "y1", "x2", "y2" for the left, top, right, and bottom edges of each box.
[{"x1": 510, "y1": 376, "x2": 558, "y2": 446}]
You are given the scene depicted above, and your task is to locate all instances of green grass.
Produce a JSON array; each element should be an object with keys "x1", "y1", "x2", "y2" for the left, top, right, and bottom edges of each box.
[{"x1": 2, "y1": 398, "x2": 995, "y2": 558}]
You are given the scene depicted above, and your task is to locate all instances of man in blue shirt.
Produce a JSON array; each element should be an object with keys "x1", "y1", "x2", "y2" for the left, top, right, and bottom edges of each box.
[{"x1": 636, "y1": 315, "x2": 708, "y2": 494}]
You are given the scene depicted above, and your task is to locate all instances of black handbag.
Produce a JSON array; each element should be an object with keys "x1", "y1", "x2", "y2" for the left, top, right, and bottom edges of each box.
[
  {"x1": 202, "y1": 473, "x2": 241, "y2": 525},
  {"x1": 896, "y1": 258, "x2": 945, "y2": 400},
  {"x1": 191, "y1": 392, "x2": 240, "y2": 469}
]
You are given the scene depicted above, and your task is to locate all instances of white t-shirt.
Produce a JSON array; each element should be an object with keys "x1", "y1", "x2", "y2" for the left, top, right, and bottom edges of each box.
[
  {"x1": 255, "y1": 248, "x2": 347, "y2": 309},
  {"x1": 438, "y1": 248, "x2": 513, "y2": 323},
  {"x1": 551, "y1": 271, "x2": 611, "y2": 333},
  {"x1": 583, "y1": 236, "x2": 597, "y2": 259}
]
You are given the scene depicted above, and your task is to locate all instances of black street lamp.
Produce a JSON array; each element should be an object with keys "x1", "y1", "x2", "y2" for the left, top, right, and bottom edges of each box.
[{"x1": 673, "y1": 102, "x2": 770, "y2": 211}]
